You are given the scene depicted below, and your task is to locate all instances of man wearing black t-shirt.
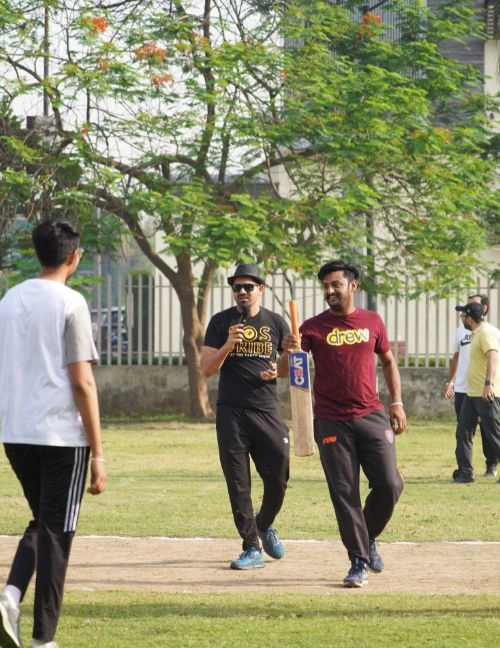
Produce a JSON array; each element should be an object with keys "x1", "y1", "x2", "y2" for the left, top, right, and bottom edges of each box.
[{"x1": 201, "y1": 264, "x2": 291, "y2": 570}]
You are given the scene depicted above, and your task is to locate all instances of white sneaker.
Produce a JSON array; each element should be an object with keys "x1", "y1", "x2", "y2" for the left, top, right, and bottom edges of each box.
[
  {"x1": 0, "y1": 591, "x2": 22, "y2": 648},
  {"x1": 31, "y1": 642, "x2": 60, "y2": 647}
]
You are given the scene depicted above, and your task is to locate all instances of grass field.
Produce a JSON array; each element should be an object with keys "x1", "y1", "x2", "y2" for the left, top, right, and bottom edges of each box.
[
  {"x1": 15, "y1": 591, "x2": 499, "y2": 648},
  {"x1": 1, "y1": 417, "x2": 499, "y2": 646}
]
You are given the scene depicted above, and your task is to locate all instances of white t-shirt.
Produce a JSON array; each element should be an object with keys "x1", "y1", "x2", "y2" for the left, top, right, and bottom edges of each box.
[
  {"x1": 453, "y1": 325, "x2": 473, "y2": 393},
  {"x1": 0, "y1": 278, "x2": 98, "y2": 446}
]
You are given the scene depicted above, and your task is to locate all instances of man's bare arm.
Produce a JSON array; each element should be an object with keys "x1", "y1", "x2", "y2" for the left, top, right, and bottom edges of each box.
[
  {"x1": 379, "y1": 350, "x2": 406, "y2": 434},
  {"x1": 68, "y1": 361, "x2": 107, "y2": 494}
]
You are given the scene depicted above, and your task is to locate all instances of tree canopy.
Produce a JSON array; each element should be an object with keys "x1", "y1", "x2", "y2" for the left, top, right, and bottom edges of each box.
[{"x1": 0, "y1": 0, "x2": 498, "y2": 414}]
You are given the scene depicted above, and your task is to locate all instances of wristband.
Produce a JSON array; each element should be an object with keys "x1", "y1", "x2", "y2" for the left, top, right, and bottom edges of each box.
[
  {"x1": 390, "y1": 401, "x2": 404, "y2": 407},
  {"x1": 445, "y1": 381, "x2": 454, "y2": 386},
  {"x1": 91, "y1": 457, "x2": 105, "y2": 463}
]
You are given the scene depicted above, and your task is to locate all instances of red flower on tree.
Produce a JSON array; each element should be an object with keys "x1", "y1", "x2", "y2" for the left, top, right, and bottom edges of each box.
[
  {"x1": 133, "y1": 43, "x2": 168, "y2": 62},
  {"x1": 359, "y1": 12, "x2": 382, "y2": 36},
  {"x1": 96, "y1": 58, "x2": 111, "y2": 71},
  {"x1": 434, "y1": 127, "x2": 451, "y2": 142},
  {"x1": 151, "y1": 73, "x2": 174, "y2": 88},
  {"x1": 83, "y1": 16, "x2": 108, "y2": 34}
]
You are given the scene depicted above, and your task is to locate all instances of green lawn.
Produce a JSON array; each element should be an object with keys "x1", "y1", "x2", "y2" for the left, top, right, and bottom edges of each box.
[
  {"x1": 29, "y1": 592, "x2": 499, "y2": 648},
  {"x1": 1, "y1": 417, "x2": 499, "y2": 647},
  {"x1": 2, "y1": 417, "x2": 497, "y2": 540}
]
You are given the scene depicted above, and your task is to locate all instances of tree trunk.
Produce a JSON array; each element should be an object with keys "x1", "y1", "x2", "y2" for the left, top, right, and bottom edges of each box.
[
  {"x1": 172, "y1": 257, "x2": 214, "y2": 419},
  {"x1": 117, "y1": 214, "x2": 214, "y2": 419},
  {"x1": 365, "y1": 211, "x2": 378, "y2": 311},
  {"x1": 183, "y1": 318, "x2": 213, "y2": 418}
]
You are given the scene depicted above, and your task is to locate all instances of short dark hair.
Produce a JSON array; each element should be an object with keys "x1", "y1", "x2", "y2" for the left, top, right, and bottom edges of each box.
[
  {"x1": 318, "y1": 260, "x2": 359, "y2": 282},
  {"x1": 32, "y1": 219, "x2": 80, "y2": 268},
  {"x1": 468, "y1": 294, "x2": 489, "y2": 314}
]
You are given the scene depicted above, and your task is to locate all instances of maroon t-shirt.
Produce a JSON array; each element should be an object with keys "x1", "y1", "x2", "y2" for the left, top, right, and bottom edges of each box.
[{"x1": 300, "y1": 307, "x2": 390, "y2": 420}]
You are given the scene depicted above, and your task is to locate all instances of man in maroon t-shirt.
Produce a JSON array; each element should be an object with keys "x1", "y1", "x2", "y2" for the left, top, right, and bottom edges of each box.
[{"x1": 283, "y1": 260, "x2": 406, "y2": 588}]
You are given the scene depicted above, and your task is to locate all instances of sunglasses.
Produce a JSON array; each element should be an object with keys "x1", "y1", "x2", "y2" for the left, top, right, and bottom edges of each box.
[{"x1": 231, "y1": 283, "x2": 258, "y2": 293}]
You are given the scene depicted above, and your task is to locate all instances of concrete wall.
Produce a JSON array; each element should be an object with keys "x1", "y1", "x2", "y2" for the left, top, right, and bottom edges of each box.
[{"x1": 94, "y1": 366, "x2": 453, "y2": 419}]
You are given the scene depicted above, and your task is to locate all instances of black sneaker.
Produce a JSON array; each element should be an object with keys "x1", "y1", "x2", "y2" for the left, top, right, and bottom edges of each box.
[
  {"x1": 453, "y1": 471, "x2": 475, "y2": 484},
  {"x1": 368, "y1": 539, "x2": 384, "y2": 573},
  {"x1": 484, "y1": 465, "x2": 497, "y2": 478},
  {"x1": 343, "y1": 558, "x2": 368, "y2": 588}
]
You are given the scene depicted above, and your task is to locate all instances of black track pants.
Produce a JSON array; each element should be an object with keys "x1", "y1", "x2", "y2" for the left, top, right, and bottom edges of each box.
[
  {"x1": 454, "y1": 392, "x2": 498, "y2": 469},
  {"x1": 314, "y1": 410, "x2": 404, "y2": 564},
  {"x1": 216, "y1": 405, "x2": 289, "y2": 550},
  {"x1": 455, "y1": 396, "x2": 500, "y2": 476},
  {"x1": 3, "y1": 443, "x2": 89, "y2": 642}
]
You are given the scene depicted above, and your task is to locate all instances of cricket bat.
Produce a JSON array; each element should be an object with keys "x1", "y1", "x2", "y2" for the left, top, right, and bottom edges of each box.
[{"x1": 288, "y1": 300, "x2": 314, "y2": 457}]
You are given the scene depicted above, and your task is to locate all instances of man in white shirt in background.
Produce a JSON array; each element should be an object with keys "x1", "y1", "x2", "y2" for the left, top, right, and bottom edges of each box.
[{"x1": 445, "y1": 294, "x2": 500, "y2": 480}]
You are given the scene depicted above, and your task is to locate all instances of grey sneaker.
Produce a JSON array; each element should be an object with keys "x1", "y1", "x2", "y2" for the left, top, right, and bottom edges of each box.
[
  {"x1": 368, "y1": 539, "x2": 384, "y2": 573},
  {"x1": 0, "y1": 591, "x2": 22, "y2": 648},
  {"x1": 343, "y1": 558, "x2": 368, "y2": 588}
]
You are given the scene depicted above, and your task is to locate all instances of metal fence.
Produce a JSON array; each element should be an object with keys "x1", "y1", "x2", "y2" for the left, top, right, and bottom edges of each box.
[{"x1": 88, "y1": 271, "x2": 500, "y2": 368}]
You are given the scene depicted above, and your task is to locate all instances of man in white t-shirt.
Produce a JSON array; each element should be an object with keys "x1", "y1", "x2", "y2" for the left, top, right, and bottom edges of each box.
[
  {"x1": 444, "y1": 294, "x2": 499, "y2": 478},
  {"x1": 451, "y1": 302, "x2": 500, "y2": 483},
  {"x1": 0, "y1": 219, "x2": 106, "y2": 648}
]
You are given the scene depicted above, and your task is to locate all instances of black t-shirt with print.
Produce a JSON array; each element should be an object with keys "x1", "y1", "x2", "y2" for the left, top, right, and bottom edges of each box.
[{"x1": 204, "y1": 306, "x2": 290, "y2": 411}]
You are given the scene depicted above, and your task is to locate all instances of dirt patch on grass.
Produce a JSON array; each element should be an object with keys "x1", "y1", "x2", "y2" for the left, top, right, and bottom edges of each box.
[{"x1": 2, "y1": 536, "x2": 498, "y2": 595}]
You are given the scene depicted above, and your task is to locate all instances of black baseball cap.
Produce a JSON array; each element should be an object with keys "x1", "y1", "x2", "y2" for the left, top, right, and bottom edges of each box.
[
  {"x1": 227, "y1": 263, "x2": 264, "y2": 286},
  {"x1": 455, "y1": 302, "x2": 484, "y2": 322}
]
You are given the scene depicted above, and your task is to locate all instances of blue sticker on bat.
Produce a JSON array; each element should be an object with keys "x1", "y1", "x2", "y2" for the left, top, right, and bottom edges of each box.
[{"x1": 289, "y1": 351, "x2": 310, "y2": 390}]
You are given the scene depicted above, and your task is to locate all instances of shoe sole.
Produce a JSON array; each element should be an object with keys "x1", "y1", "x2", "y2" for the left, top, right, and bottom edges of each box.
[
  {"x1": 343, "y1": 579, "x2": 367, "y2": 588},
  {"x1": 230, "y1": 562, "x2": 265, "y2": 570}
]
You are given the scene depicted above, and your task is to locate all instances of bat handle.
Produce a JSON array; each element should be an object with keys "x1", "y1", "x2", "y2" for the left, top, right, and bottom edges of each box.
[{"x1": 289, "y1": 300, "x2": 300, "y2": 339}]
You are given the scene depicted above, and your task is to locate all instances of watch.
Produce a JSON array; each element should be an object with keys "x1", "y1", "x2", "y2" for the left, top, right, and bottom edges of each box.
[{"x1": 485, "y1": 380, "x2": 492, "y2": 386}]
